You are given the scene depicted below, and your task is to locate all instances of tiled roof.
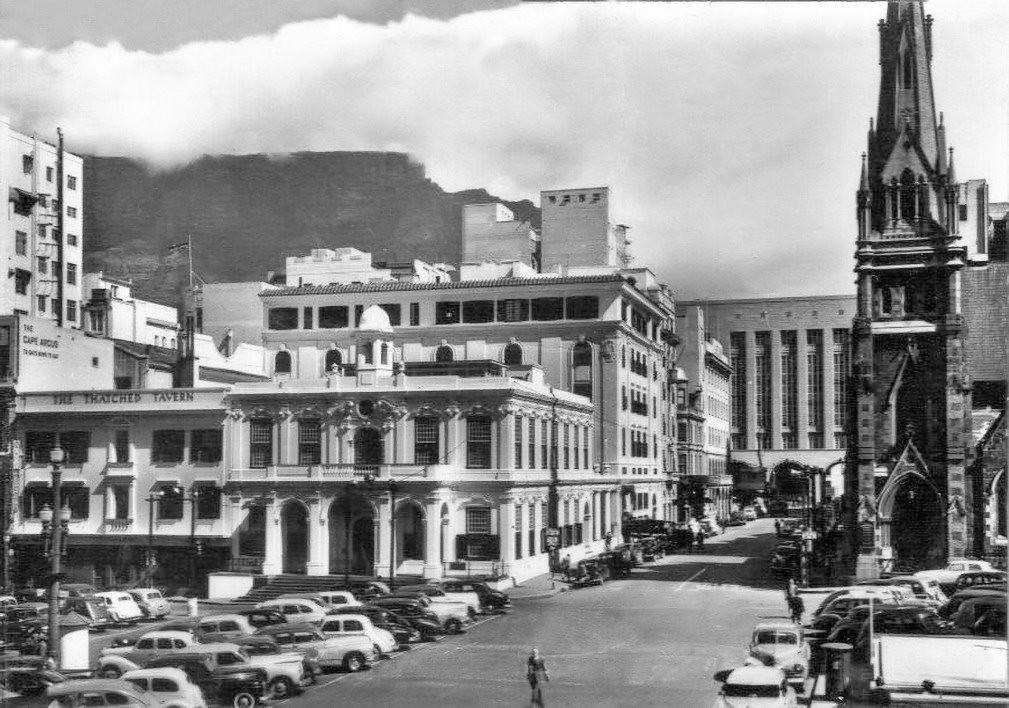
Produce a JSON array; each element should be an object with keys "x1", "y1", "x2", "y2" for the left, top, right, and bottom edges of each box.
[{"x1": 259, "y1": 274, "x2": 626, "y2": 297}]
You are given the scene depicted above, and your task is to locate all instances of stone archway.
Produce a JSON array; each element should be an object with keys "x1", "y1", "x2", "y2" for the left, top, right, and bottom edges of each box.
[
  {"x1": 329, "y1": 495, "x2": 376, "y2": 574},
  {"x1": 281, "y1": 501, "x2": 309, "y2": 574}
]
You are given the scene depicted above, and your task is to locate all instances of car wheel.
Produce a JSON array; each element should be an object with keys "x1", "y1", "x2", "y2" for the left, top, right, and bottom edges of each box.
[
  {"x1": 268, "y1": 676, "x2": 295, "y2": 699},
  {"x1": 101, "y1": 667, "x2": 122, "y2": 679},
  {"x1": 445, "y1": 618, "x2": 463, "y2": 634},
  {"x1": 467, "y1": 607, "x2": 477, "y2": 620},
  {"x1": 343, "y1": 651, "x2": 366, "y2": 672},
  {"x1": 232, "y1": 691, "x2": 256, "y2": 708}
]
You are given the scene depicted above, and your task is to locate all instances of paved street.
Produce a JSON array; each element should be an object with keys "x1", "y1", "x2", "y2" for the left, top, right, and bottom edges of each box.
[{"x1": 284, "y1": 518, "x2": 784, "y2": 708}]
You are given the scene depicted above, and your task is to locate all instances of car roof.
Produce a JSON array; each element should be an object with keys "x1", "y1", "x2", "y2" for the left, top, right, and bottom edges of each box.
[
  {"x1": 94, "y1": 591, "x2": 134, "y2": 599},
  {"x1": 138, "y1": 630, "x2": 198, "y2": 641},
  {"x1": 256, "y1": 622, "x2": 320, "y2": 634},
  {"x1": 48, "y1": 679, "x2": 149, "y2": 697},
  {"x1": 726, "y1": 666, "x2": 786, "y2": 685},
  {"x1": 122, "y1": 667, "x2": 190, "y2": 681},
  {"x1": 323, "y1": 613, "x2": 368, "y2": 622},
  {"x1": 179, "y1": 642, "x2": 242, "y2": 653},
  {"x1": 200, "y1": 614, "x2": 248, "y2": 623},
  {"x1": 257, "y1": 599, "x2": 316, "y2": 607}
]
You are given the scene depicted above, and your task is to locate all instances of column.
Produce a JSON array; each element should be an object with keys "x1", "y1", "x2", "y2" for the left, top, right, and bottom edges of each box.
[
  {"x1": 228, "y1": 496, "x2": 242, "y2": 561},
  {"x1": 423, "y1": 498, "x2": 443, "y2": 579},
  {"x1": 394, "y1": 420, "x2": 408, "y2": 464},
  {"x1": 261, "y1": 499, "x2": 283, "y2": 575},
  {"x1": 127, "y1": 482, "x2": 137, "y2": 520},
  {"x1": 821, "y1": 327, "x2": 836, "y2": 445},
  {"x1": 591, "y1": 492, "x2": 600, "y2": 541},
  {"x1": 306, "y1": 498, "x2": 328, "y2": 576},
  {"x1": 499, "y1": 499, "x2": 515, "y2": 574},
  {"x1": 105, "y1": 486, "x2": 115, "y2": 520},
  {"x1": 445, "y1": 415, "x2": 461, "y2": 467},
  {"x1": 796, "y1": 328, "x2": 810, "y2": 449},
  {"x1": 375, "y1": 498, "x2": 392, "y2": 578},
  {"x1": 744, "y1": 331, "x2": 758, "y2": 450},
  {"x1": 106, "y1": 436, "x2": 115, "y2": 464},
  {"x1": 770, "y1": 329, "x2": 783, "y2": 449},
  {"x1": 500, "y1": 412, "x2": 515, "y2": 470},
  {"x1": 382, "y1": 426, "x2": 395, "y2": 469}
]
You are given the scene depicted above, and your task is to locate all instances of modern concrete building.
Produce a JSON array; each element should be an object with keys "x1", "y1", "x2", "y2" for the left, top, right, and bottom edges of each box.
[
  {"x1": 81, "y1": 272, "x2": 180, "y2": 349},
  {"x1": 539, "y1": 187, "x2": 630, "y2": 273},
  {"x1": 461, "y1": 203, "x2": 539, "y2": 271},
  {"x1": 1, "y1": 118, "x2": 84, "y2": 327}
]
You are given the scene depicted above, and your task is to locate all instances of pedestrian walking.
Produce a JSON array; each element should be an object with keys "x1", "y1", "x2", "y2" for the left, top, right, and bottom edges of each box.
[
  {"x1": 774, "y1": 519, "x2": 781, "y2": 536},
  {"x1": 526, "y1": 647, "x2": 550, "y2": 706},
  {"x1": 787, "y1": 576, "x2": 798, "y2": 600},
  {"x1": 695, "y1": 529, "x2": 705, "y2": 550},
  {"x1": 788, "y1": 593, "x2": 804, "y2": 624}
]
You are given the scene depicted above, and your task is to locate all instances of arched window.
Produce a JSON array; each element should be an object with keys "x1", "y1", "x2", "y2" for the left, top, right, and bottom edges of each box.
[
  {"x1": 902, "y1": 51, "x2": 913, "y2": 88},
  {"x1": 435, "y1": 345, "x2": 454, "y2": 363},
  {"x1": 274, "y1": 350, "x2": 292, "y2": 374},
  {"x1": 917, "y1": 178, "x2": 930, "y2": 219},
  {"x1": 362, "y1": 342, "x2": 373, "y2": 364},
  {"x1": 900, "y1": 169, "x2": 917, "y2": 222},
  {"x1": 325, "y1": 349, "x2": 342, "y2": 372},
  {"x1": 380, "y1": 342, "x2": 390, "y2": 365},
  {"x1": 504, "y1": 343, "x2": 523, "y2": 366},
  {"x1": 572, "y1": 342, "x2": 592, "y2": 400}
]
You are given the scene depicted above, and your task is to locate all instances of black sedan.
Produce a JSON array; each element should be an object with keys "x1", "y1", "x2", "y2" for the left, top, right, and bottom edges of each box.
[
  {"x1": 236, "y1": 608, "x2": 289, "y2": 629},
  {"x1": 437, "y1": 580, "x2": 511, "y2": 612},
  {"x1": 369, "y1": 598, "x2": 446, "y2": 640},
  {"x1": 331, "y1": 605, "x2": 423, "y2": 645}
]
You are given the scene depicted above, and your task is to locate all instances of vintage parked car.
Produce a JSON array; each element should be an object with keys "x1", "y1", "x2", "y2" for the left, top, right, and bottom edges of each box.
[
  {"x1": 915, "y1": 559, "x2": 996, "y2": 588},
  {"x1": 952, "y1": 570, "x2": 1007, "y2": 592},
  {"x1": 236, "y1": 608, "x2": 288, "y2": 629},
  {"x1": 700, "y1": 517, "x2": 723, "y2": 537},
  {"x1": 712, "y1": 665, "x2": 798, "y2": 707},
  {"x1": 275, "y1": 593, "x2": 331, "y2": 609},
  {"x1": 63, "y1": 596, "x2": 112, "y2": 630},
  {"x1": 398, "y1": 584, "x2": 480, "y2": 617},
  {"x1": 122, "y1": 667, "x2": 209, "y2": 708},
  {"x1": 939, "y1": 587, "x2": 1005, "y2": 619},
  {"x1": 46, "y1": 679, "x2": 157, "y2": 708},
  {"x1": 228, "y1": 635, "x2": 322, "y2": 681},
  {"x1": 329, "y1": 605, "x2": 421, "y2": 645},
  {"x1": 859, "y1": 575, "x2": 949, "y2": 605},
  {"x1": 143, "y1": 654, "x2": 267, "y2": 708},
  {"x1": 813, "y1": 587, "x2": 905, "y2": 617},
  {"x1": 318, "y1": 613, "x2": 398, "y2": 655},
  {"x1": 93, "y1": 591, "x2": 144, "y2": 625},
  {"x1": 743, "y1": 506, "x2": 758, "y2": 522},
  {"x1": 747, "y1": 622, "x2": 810, "y2": 689},
  {"x1": 61, "y1": 583, "x2": 99, "y2": 599},
  {"x1": 430, "y1": 579, "x2": 511, "y2": 612},
  {"x1": 128, "y1": 589, "x2": 172, "y2": 620},
  {"x1": 367, "y1": 598, "x2": 447, "y2": 640},
  {"x1": 314, "y1": 591, "x2": 361, "y2": 609},
  {"x1": 950, "y1": 595, "x2": 1007, "y2": 635},
  {"x1": 253, "y1": 599, "x2": 328, "y2": 625},
  {"x1": 196, "y1": 615, "x2": 258, "y2": 641},
  {"x1": 382, "y1": 592, "x2": 469, "y2": 633},
  {"x1": 253, "y1": 622, "x2": 377, "y2": 673},
  {"x1": 99, "y1": 631, "x2": 202, "y2": 677},
  {"x1": 776, "y1": 518, "x2": 802, "y2": 538}
]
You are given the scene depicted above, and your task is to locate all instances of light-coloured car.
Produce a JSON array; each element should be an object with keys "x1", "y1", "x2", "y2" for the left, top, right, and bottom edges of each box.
[
  {"x1": 386, "y1": 592, "x2": 469, "y2": 633},
  {"x1": 197, "y1": 614, "x2": 257, "y2": 641},
  {"x1": 747, "y1": 622, "x2": 809, "y2": 689},
  {"x1": 46, "y1": 679, "x2": 157, "y2": 708},
  {"x1": 419, "y1": 581, "x2": 482, "y2": 616},
  {"x1": 128, "y1": 589, "x2": 171, "y2": 620},
  {"x1": 315, "y1": 591, "x2": 361, "y2": 608},
  {"x1": 254, "y1": 599, "x2": 328, "y2": 624},
  {"x1": 254, "y1": 622, "x2": 377, "y2": 672},
  {"x1": 743, "y1": 507, "x2": 758, "y2": 522},
  {"x1": 859, "y1": 576, "x2": 948, "y2": 606},
  {"x1": 94, "y1": 591, "x2": 144, "y2": 625},
  {"x1": 99, "y1": 630, "x2": 201, "y2": 677},
  {"x1": 166, "y1": 642, "x2": 309, "y2": 701},
  {"x1": 713, "y1": 666, "x2": 797, "y2": 707},
  {"x1": 319, "y1": 614, "x2": 398, "y2": 655},
  {"x1": 701, "y1": 517, "x2": 723, "y2": 537},
  {"x1": 915, "y1": 559, "x2": 995, "y2": 586},
  {"x1": 122, "y1": 667, "x2": 208, "y2": 708},
  {"x1": 813, "y1": 587, "x2": 903, "y2": 616}
]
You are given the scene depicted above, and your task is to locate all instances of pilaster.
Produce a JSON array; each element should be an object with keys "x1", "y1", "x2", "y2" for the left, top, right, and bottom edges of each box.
[
  {"x1": 306, "y1": 496, "x2": 328, "y2": 576},
  {"x1": 261, "y1": 498, "x2": 282, "y2": 575},
  {"x1": 770, "y1": 330, "x2": 783, "y2": 449},
  {"x1": 423, "y1": 497, "x2": 444, "y2": 578},
  {"x1": 796, "y1": 328, "x2": 810, "y2": 448},
  {"x1": 744, "y1": 331, "x2": 758, "y2": 449},
  {"x1": 822, "y1": 327, "x2": 836, "y2": 442}
]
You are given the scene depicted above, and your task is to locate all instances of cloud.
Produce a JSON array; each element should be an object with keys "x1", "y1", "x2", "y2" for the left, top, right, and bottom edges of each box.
[{"x1": 0, "y1": 1, "x2": 1005, "y2": 299}]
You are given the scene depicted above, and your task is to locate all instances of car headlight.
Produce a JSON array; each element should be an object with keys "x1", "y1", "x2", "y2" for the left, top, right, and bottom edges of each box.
[{"x1": 792, "y1": 663, "x2": 805, "y2": 672}]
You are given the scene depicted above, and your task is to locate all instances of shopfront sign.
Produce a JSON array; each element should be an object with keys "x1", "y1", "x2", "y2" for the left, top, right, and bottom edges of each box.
[
  {"x1": 19, "y1": 387, "x2": 227, "y2": 414},
  {"x1": 545, "y1": 527, "x2": 560, "y2": 550}
]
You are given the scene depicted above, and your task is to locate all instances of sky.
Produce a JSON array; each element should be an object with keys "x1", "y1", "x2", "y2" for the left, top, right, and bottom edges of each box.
[{"x1": 0, "y1": 1, "x2": 1006, "y2": 300}]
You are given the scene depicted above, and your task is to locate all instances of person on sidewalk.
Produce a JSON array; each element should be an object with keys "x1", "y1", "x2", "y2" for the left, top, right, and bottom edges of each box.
[
  {"x1": 788, "y1": 593, "x2": 805, "y2": 625},
  {"x1": 526, "y1": 647, "x2": 550, "y2": 706}
]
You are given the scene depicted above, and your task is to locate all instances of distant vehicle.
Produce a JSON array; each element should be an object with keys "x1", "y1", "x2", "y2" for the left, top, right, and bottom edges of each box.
[
  {"x1": 366, "y1": 599, "x2": 446, "y2": 640},
  {"x1": 98, "y1": 630, "x2": 201, "y2": 677},
  {"x1": 329, "y1": 605, "x2": 421, "y2": 645},
  {"x1": 236, "y1": 608, "x2": 288, "y2": 629},
  {"x1": 700, "y1": 518, "x2": 722, "y2": 537},
  {"x1": 382, "y1": 592, "x2": 469, "y2": 633},
  {"x1": 253, "y1": 599, "x2": 328, "y2": 625},
  {"x1": 915, "y1": 559, "x2": 995, "y2": 587},
  {"x1": 122, "y1": 666, "x2": 208, "y2": 708},
  {"x1": 712, "y1": 665, "x2": 797, "y2": 707},
  {"x1": 747, "y1": 622, "x2": 809, "y2": 689},
  {"x1": 63, "y1": 596, "x2": 112, "y2": 630},
  {"x1": 743, "y1": 507, "x2": 758, "y2": 522},
  {"x1": 253, "y1": 622, "x2": 377, "y2": 673},
  {"x1": 950, "y1": 595, "x2": 1007, "y2": 635},
  {"x1": 318, "y1": 613, "x2": 398, "y2": 655},
  {"x1": 314, "y1": 591, "x2": 360, "y2": 608},
  {"x1": 143, "y1": 654, "x2": 267, "y2": 708},
  {"x1": 46, "y1": 679, "x2": 156, "y2": 708},
  {"x1": 429, "y1": 579, "x2": 511, "y2": 613},
  {"x1": 952, "y1": 570, "x2": 1006, "y2": 592},
  {"x1": 776, "y1": 519, "x2": 802, "y2": 537},
  {"x1": 398, "y1": 583, "x2": 480, "y2": 617},
  {"x1": 726, "y1": 512, "x2": 746, "y2": 527},
  {"x1": 196, "y1": 615, "x2": 257, "y2": 641},
  {"x1": 813, "y1": 587, "x2": 906, "y2": 617},
  {"x1": 128, "y1": 589, "x2": 171, "y2": 620},
  {"x1": 275, "y1": 593, "x2": 330, "y2": 609},
  {"x1": 939, "y1": 587, "x2": 1006, "y2": 620},
  {"x1": 93, "y1": 591, "x2": 144, "y2": 625},
  {"x1": 859, "y1": 575, "x2": 948, "y2": 605},
  {"x1": 61, "y1": 583, "x2": 99, "y2": 599}
]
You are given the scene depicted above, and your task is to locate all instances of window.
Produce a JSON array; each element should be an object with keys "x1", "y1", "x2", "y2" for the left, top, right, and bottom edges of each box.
[
  {"x1": 318, "y1": 306, "x2": 348, "y2": 328},
  {"x1": 274, "y1": 350, "x2": 292, "y2": 374},
  {"x1": 196, "y1": 486, "x2": 221, "y2": 519},
  {"x1": 515, "y1": 504, "x2": 523, "y2": 559},
  {"x1": 435, "y1": 345, "x2": 453, "y2": 363},
  {"x1": 730, "y1": 332, "x2": 746, "y2": 445},
  {"x1": 780, "y1": 331, "x2": 797, "y2": 433},
  {"x1": 191, "y1": 429, "x2": 222, "y2": 463},
  {"x1": 754, "y1": 332, "x2": 771, "y2": 442},
  {"x1": 157, "y1": 485, "x2": 184, "y2": 520},
  {"x1": 583, "y1": 428, "x2": 590, "y2": 468},
  {"x1": 833, "y1": 329, "x2": 850, "y2": 432},
  {"x1": 565, "y1": 296, "x2": 599, "y2": 320},
  {"x1": 409, "y1": 302, "x2": 420, "y2": 326},
  {"x1": 514, "y1": 417, "x2": 523, "y2": 469},
  {"x1": 25, "y1": 431, "x2": 54, "y2": 463},
  {"x1": 572, "y1": 426, "x2": 579, "y2": 469},
  {"x1": 466, "y1": 417, "x2": 492, "y2": 469},
  {"x1": 15, "y1": 231, "x2": 27, "y2": 256},
  {"x1": 66, "y1": 262, "x2": 77, "y2": 285},
  {"x1": 435, "y1": 301, "x2": 460, "y2": 324},
  {"x1": 67, "y1": 206, "x2": 77, "y2": 218},
  {"x1": 61, "y1": 431, "x2": 90, "y2": 463},
  {"x1": 67, "y1": 232, "x2": 78, "y2": 246},
  {"x1": 807, "y1": 330, "x2": 823, "y2": 438},
  {"x1": 37, "y1": 256, "x2": 48, "y2": 274},
  {"x1": 529, "y1": 420, "x2": 537, "y2": 469},
  {"x1": 152, "y1": 430, "x2": 185, "y2": 463},
  {"x1": 531, "y1": 297, "x2": 563, "y2": 321},
  {"x1": 112, "y1": 486, "x2": 130, "y2": 520},
  {"x1": 324, "y1": 349, "x2": 343, "y2": 372},
  {"x1": 541, "y1": 421, "x2": 548, "y2": 470},
  {"x1": 302, "y1": 307, "x2": 313, "y2": 329},
  {"x1": 462, "y1": 300, "x2": 494, "y2": 323},
  {"x1": 298, "y1": 419, "x2": 321, "y2": 464},
  {"x1": 414, "y1": 416, "x2": 440, "y2": 464},
  {"x1": 66, "y1": 300, "x2": 77, "y2": 322},
  {"x1": 22, "y1": 154, "x2": 33, "y2": 173},
  {"x1": 45, "y1": 166, "x2": 53, "y2": 182},
  {"x1": 37, "y1": 295, "x2": 46, "y2": 313},
  {"x1": 67, "y1": 175, "x2": 77, "y2": 190},
  {"x1": 504, "y1": 343, "x2": 523, "y2": 365},
  {"x1": 563, "y1": 424, "x2": 570, "y2": 469},
  {"x1": 958, "y1": 204, "x2": 969, "y2": 221},
  {"x1": 379, "y1": 303, "x2": 401, "y2": 326},
  {"x1": 14, "y1": 269, "x2": 30, "y2": 295},
  {"x1": 64, "y1": 486, "x2": 89, "y2": 519},
  {"x1": 354, "y1": 305, "x2": 363, "y2": 327},
  {"x1": 250, "y1": 420, "x2": 273, "y2": 468},
  {"x1": 572, "y1": 341, "x2": 592, "y2": 399},
  {"x1": 268, "y1": 307, "x2": 298, "y2": 330},
  {"x1": 497, "y1": 299, "x2": 529, "y2": 322},
  {"x1": 113, "y1": 430, "x2": 130, "y2": 463},
  {"x1": 465, "y1": 507, "x2": 492, "y2": 534}
]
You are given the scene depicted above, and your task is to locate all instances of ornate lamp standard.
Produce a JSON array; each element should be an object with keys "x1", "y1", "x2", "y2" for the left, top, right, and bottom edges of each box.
[{"x1": 40, "y1": 446, "x2": 70, "y2": 663}]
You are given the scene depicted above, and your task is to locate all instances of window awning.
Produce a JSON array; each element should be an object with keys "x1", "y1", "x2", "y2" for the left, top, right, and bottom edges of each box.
[{"x1": 8, "y1": 187, "x2": 39, "y2": 217}]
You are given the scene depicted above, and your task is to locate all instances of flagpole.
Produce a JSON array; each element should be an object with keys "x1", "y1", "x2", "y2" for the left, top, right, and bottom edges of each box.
[{"x1": 187, "y1": 234, "x2": 193, "y2": 291}]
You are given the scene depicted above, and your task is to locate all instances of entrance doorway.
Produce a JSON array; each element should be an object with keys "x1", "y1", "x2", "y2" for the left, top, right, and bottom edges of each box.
[
  {"x1": 888, "y1": 476, "x2": 944, "y2": 571},
  {"x1": 281, "y1": 502, "x2": 309, "y2": 574},
  {"x1": 396, "y1": 503, "x2": 425, "y2": 564},
  {"x1": 354, "y1": 427, "x2": 383, "y2": 473},
  {"x1": 329, "y1": 495, "x2": 376, "y2": 574}
]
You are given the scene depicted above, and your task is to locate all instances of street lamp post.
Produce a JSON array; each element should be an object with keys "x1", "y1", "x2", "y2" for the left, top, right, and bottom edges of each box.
[
  {"x1": 186, "y1": 488, "x2": 202, "y2": 592},
  {"x1": 43, "y1": 446, "x2": 68, "y2": 663}
]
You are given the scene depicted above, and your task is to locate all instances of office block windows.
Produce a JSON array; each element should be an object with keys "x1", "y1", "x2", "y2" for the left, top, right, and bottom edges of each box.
[
  {"x1": 806, "y1": 330, "x2": 824, "y2": 448},
  {"x1": 754, "y1": 332, "x2": 771, "y2": 449}
]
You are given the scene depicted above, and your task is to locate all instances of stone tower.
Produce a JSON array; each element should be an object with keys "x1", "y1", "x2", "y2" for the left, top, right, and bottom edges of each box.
[{"x1": 848, "y1": 0, "x2": 972, "y2": 578}]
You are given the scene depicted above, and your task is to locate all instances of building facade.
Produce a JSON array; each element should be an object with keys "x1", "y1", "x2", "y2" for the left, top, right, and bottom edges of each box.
[
  {"x1": 81, "y1": 272, "x2": 180, "y2": 349},
  {"x1": 539, "y1": 187, "x2": 630, "y2": 273},
  {"x1": 2, "y1": 118, "x2": 84, "y2": 327}
]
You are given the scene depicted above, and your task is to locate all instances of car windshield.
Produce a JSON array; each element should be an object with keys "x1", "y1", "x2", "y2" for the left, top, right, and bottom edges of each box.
[
  {"x1": 754, "y1": 631, "x2": 798, "y2": 645},
  {"x1": 723, "y1": 684, "x2": 781, "y2": 698}
]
